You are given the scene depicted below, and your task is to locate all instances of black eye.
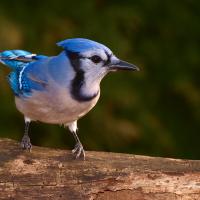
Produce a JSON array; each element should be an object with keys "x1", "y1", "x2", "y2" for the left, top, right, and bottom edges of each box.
[{"x1": 90, "y1": 55, "x2": 102, "y2": 64}]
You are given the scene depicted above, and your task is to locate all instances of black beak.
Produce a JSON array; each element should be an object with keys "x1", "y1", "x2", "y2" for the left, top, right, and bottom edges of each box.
[{"x1": 108, "y1": 59, "x2": 139, "y2": 71}]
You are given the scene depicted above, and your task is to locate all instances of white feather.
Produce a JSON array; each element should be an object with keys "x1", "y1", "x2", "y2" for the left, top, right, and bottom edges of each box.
[
  {"x1": 68, "y1": 121, "x2": 78, "y2": 133},
  {"x1": 19, "y1": 65, "x2": 27, "y2": 90}
]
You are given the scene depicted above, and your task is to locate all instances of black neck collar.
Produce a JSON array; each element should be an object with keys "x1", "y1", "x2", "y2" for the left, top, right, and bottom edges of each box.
[{"x1": 66, "y1": 50, "x2": 99, "y2": 102}]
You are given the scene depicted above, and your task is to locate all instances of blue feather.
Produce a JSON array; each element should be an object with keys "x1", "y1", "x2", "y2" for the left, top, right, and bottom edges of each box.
[
  {"x1": 0, "y1": 50, "x2": 47, "y2": 69},
  {"x1": 0, "y1": 50, "x2": 32, "y2": 69},
  {"x1": 0, "y1": 50, "x2": 48, "y2": 97},
  {"x1": 6, "y1": 64, "x2": 31, "y2": 97},
  {"x1": 7, "y1": 71, "x2": 20, "y2": 96},
  {"x1": 57, "y1": 38, "x2": 108, "y2": 53}
]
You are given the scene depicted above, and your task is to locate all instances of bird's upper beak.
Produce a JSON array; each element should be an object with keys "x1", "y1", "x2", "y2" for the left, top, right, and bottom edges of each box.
[{"x1": 107, "y1": 58, "x2": 139, "y2": 72}]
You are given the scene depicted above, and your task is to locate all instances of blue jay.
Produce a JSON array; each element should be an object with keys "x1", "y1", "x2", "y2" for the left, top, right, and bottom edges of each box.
[{"x1": 0, "y1": 38, "x2": 139, "y2": 159}]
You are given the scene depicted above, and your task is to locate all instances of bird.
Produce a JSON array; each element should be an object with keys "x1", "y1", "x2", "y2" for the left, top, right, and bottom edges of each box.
[{"x1": 0, "y1": 38, "x2": 139, "y2": 160}]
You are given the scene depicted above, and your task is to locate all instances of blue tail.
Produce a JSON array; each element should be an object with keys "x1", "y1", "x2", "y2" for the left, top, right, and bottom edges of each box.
[
  {"x1": 0, "y1": 50, "x2": 47, "y2": 69},
  {"x1": 0, "y1": 50, "x2": 48, "y2": 96}
]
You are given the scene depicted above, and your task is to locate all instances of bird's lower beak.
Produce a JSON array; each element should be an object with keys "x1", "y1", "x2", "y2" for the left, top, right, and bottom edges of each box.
[{"x1": 108, "y1": 59, "x2": 139, "y2": 72}]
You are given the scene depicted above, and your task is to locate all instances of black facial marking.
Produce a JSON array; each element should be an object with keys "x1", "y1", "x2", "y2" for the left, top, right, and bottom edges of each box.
[
  {"x1": 104, "y1": 51, "x2": 111, "y2": 66},
  {"x1": 66, "y1": 50, "x2": 99, "y2": 102},
  {"x1": 66, "y1": 51, "x2": 83, "y2": 71}
]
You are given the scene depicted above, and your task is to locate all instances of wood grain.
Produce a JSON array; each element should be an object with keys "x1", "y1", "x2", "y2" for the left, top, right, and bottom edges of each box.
[{"x1": 0, "y1": 138, "x2": 199, "y2": 200}]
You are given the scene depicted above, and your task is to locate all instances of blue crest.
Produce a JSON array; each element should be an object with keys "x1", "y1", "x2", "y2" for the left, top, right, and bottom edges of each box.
[{"x1": 57, "y1": 38, "x2": 108, "y2": 53}]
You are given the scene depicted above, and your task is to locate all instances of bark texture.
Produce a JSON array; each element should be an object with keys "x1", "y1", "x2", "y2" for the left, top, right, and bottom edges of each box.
[{"x1": 0, "y1": 138, "x2": 199, "y2": 200}]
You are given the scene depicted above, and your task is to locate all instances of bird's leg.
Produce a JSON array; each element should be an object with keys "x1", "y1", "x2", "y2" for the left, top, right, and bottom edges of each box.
[
  {"x1": 71, "y1": 131, "x2": 85, "y2": 160},
  {"x1": 21, "y1": 117, "x2": 32, "y2": 151},
  {"x1": 68, "y1": 121, "x2": 85, "y2": 160}
]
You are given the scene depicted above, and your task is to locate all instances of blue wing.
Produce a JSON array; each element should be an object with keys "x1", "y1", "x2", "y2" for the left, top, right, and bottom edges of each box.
[{"x1": 0, "y1": 50, "x2": 48, "y2": 96}]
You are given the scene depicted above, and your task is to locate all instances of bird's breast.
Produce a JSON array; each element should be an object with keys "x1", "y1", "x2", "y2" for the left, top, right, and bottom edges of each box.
[{"x1": 15, "y1": 87, "x2": 100, "y2": 124}]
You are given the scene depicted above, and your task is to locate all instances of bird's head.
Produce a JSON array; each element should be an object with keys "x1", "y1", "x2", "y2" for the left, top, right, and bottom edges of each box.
[
  {"x1": 57, "y1": 38, "x2": 139, "y2": 77},
  {"x1": 57, "y1": 38, "x2": 139, "y2": 101}
]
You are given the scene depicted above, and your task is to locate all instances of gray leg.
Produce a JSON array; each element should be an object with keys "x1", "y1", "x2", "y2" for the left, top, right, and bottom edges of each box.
[
  {"x1": 68, "y1": 121, "x2": 85, "y2": 160},
  {"x1": 21, "y1": 117, "x2": 32, "y2": 151},
  {"x1": 71, "y1": 131, "x2": 85, "y2": 160}
]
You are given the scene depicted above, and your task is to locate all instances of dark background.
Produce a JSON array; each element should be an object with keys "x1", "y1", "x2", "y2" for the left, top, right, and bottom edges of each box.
[{"x1": 0, "y1": 0, "x2": 199, "y2": 159}]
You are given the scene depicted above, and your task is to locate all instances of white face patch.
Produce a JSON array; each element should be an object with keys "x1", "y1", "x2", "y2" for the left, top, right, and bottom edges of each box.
[
  {"x1": 78, "y1": 47, "x2": 113, "y2": 71},
  {"x1": 80, "y1": 49, "x2": 109, "y2": 62},
  {"x1": 72, "y1": 45, "x2": 114, "y2": 99},
  {"x1": 76, "y1": 49, "x2": 112, "y2": 99}
]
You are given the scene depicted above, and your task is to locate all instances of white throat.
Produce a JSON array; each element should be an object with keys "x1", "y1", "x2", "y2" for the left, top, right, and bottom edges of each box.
[{"x1": 81, "y1": 68, "x2": 108, "y2": 97}]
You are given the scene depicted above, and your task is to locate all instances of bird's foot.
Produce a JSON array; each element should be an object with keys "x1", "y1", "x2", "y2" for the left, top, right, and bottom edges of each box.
[
  {"x1": 21, "y1": 135, "x2": 32, "y2": 151},
  {"x1": 72, "y1": 142, "x2": 85, "y2": 160}
]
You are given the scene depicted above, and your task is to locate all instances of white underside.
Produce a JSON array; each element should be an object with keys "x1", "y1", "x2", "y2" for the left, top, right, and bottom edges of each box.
[{"x1": 15, "y1": 86, "x2": 100, "y2": 125}]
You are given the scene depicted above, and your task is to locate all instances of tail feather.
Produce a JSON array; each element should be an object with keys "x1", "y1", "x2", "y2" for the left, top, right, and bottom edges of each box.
[
  {"x1": 0, "y1": 50, "x2": 33, "y2": 69},
  {"x1": 0, "y1": 50, "x2": 47, "y2": 69},
  {"x1": 0, "y1": 49, "x2": 48, "y2": 96}
]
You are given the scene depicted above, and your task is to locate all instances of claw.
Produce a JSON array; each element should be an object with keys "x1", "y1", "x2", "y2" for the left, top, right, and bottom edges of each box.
[
  {"x1": 21, "y1": 135, "x2": 32, "y2": 151},
  {"x1": 72, "y1": 143, "x2": 79, "y2": 154},
  {"x1": 76, "y1": 147, "x2": 82, "y2": 159},
  {"x1": 72, "y1": 142, "x2": 85, "y2": 160}
]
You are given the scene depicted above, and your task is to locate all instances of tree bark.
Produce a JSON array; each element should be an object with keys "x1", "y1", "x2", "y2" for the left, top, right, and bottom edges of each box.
[{"x1": 0, "y1": 138, "x2": 199, "y2": 200}]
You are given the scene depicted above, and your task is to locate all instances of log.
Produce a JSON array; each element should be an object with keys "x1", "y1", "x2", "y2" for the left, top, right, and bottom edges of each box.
[{"x1": 0, "y1": 138, "x2": 199, "y2": 200}]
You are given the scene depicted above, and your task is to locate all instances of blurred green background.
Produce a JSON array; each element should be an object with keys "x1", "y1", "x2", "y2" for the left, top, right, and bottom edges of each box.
[{"x1": 0, "y1": 0, "x2": 199, "y2": 159}]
